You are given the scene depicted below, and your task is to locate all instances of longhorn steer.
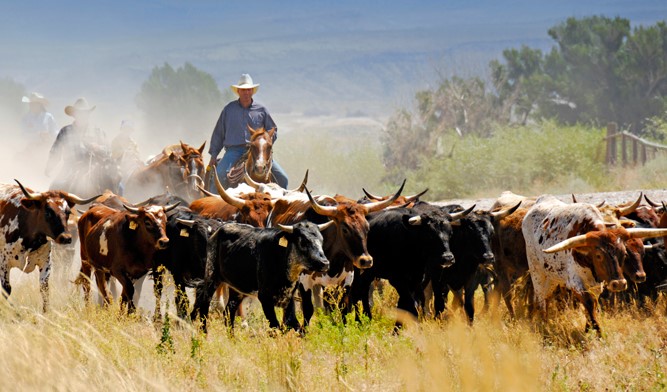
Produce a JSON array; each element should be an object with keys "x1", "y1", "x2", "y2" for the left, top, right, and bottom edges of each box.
[
  {"x1": 0, "y1": 181, "x2": 98, "y2": 311},
  {"x1": 77, "y1": 203, "x2": 176, "y2": 312},
  {"x1": 191, "y1": 220, "x2": 332, "y2": 332},
  {"x1": 522, "y1": 195, "x2": 667, "y2": 334}
]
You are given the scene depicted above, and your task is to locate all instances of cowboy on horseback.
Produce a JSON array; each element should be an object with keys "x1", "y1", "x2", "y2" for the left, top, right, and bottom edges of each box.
[
  {"x1": 208, "y1": 74, "x2": 289, "y2": 190},
  {"x1": 45, "y1": 97, "x2": 112, "y2": 192}
]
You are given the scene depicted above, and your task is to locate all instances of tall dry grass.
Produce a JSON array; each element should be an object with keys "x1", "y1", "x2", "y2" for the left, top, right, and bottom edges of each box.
[{"x1": 1, "y1": 264, "x2": 667, "y2": 391}]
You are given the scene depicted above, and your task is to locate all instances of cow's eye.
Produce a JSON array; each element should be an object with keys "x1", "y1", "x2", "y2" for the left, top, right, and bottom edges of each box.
[{"x1": 145, "y1": 219, "x2": 153, "y2": 228}]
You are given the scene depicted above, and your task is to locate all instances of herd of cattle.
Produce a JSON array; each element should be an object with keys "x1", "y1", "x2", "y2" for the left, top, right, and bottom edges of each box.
[{"x1": 3, "y1": 141, "x2": 667, "y2": 336}]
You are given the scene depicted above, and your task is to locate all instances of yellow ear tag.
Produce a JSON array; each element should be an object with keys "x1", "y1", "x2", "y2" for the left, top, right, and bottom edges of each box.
[
  {"x1": 180, "y1": 228, "x2": 190, "y2": 237},
  {"x1": 279, "y1": 236, "x2": 288, "y2": 247},
  {"x1": 129, "y1": 221, "x2": 137, "y2": 230}
]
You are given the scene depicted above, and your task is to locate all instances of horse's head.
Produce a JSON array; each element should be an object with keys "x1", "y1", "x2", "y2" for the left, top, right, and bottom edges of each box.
[
  {"x1": 246, "y1": 126, "x2": 275, "y2": 182},
  {"x1": 173, "y1": 141, "x2": 206, "y2": 199}
]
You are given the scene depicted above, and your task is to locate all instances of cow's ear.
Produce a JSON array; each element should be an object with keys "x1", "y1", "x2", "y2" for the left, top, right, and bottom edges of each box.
[
  {"x1": 127, "y1": 217, "x2": 138, "y2": 231},
  {"x1": 20, "y1": 198, "x2": 40, "y2": 210}
]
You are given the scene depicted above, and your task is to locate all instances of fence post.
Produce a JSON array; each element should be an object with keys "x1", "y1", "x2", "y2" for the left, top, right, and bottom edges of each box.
[
  {"x1": 642, "y1": 144, "x2": 647, "y2": 165},
  {"x1": 632, "y1": 139, "x2": 638, "y2": 165},
  {"x1": 606, "y1": 122, "x2": 618, "y2": 165},
  {"x1": 621, "y1": 132, "x2": 628, "y2": 166}
]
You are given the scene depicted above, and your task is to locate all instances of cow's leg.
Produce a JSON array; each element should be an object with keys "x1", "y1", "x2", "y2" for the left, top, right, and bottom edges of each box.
[
  {"x1": 451, "y1": 288, "x2": 464, "y2": 310},
  {"x1": 224, "y1": 289, "x2": 243, "y2": 331},
  {"x1": 463, "y1": 280, "x2": 477, "y2": 325},
  {"x1": 497, "y1": 273, "x2": 515, "y2": 318},
  {"x1": 77, "y1": 260, "x2": 93, "y2": 303},
  {"x1": 300, "y1": 285, "x2": 315, "y2": 327},
  {"x1": 95, "y1": 271, "x2": 112, "y2": 306},
  {"x1": 152, "y1": 269, "x2": 163, "y2": 321},
  {"x1": 258, "y1": 292, "x2": 280, "y2": 330},
  {"x1": 431, "y1": 276, "x2": 447, "y2": 318},
  {"x1": 191, "y1": 276, "x2": 222, "y2": 333},
  {"x1": 282, "y1": 298, "x2": 302, "y2": 332},
  {"x1": 350, "y1": 272, "x2": 374, "y2": 320},
  {"x1": 39, "y1": 260, "x2": 52, "y2": 312},
  {"x1": 116, "y1": 273, "x2": 136, "y2": 314},
  {"x1": 577, "y1": 291, "x2": 601, "y2": 336},
  {"x1": 1, "y1": 264, "x2": 12, "y2": 300},
  {"x1": 173, "y1": 279, "x2": 190, "y2": 320}
]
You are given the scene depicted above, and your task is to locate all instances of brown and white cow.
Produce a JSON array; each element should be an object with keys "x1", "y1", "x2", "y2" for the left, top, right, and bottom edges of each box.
[
  {"x1": 0, "y1": 180, "x2": 98, "y2": 311},
  {"x1": 522, "y1": 195, "x2": 667, "y2": 334},
  {"x1": 77, "y1": 202, "x2": 177, "y2": 312}
]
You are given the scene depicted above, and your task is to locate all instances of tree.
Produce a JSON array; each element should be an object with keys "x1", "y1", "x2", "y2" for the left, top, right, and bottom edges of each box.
[{"x1": 136, "y1": 62, "x2": 232, "y2": 139}]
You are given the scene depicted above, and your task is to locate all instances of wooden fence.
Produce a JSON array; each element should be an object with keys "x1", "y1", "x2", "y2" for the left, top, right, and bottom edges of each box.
[{"x1": 604, "y1": 122, "x2": 667, "y2": 166}]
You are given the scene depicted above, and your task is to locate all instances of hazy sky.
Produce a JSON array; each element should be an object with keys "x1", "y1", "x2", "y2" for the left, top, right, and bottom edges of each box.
[{"x1": 0, "y1": 1, "x2": 665, "y2": 190}]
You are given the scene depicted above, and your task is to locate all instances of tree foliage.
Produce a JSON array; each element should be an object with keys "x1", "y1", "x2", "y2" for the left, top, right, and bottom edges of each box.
[
  {"x1": 136, "y1": 62, "x2": 232, "y2": 138},
  {"x1": 383, "y1": 16, "x2": 667, "y2": 175}
]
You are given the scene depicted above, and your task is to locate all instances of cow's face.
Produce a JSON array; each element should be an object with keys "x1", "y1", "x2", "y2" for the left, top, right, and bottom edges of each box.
[
  {"x1": 239, "y1": 193, "x2": 273, "y2": 227},
  {"x1": 284, "y1": 221, "x2": 330, "y2": 275},
  {"x1": 21, "y1": 192, "x2": 73, "y2": 244},
  {"x1": 623, "y1": 237, "x2": 646, "y2": 283},
  {"x1": 461, "y1": 212, "x2": 496, "y2": 266},
  {"x1": 128, "y1": 206, "x2": 170, "y2": 250},
  {"x1": 572, "y1": 230, "x2": 628, "y2": 292},
  {"x1": 405, "y1": 213, "x2": 455, "y2": 269},
  {"x1": 334, "y1": 201, "x2": 373, "y2": 269}
]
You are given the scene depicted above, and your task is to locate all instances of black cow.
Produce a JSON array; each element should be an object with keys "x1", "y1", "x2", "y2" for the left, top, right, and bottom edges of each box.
[
  {"x1": 350, "y1": 203, "x2": 472, "y2": 327},
  {"x1": 152, "y1": 206, "x2": 223, "y2": 319},
  {"x1": 191, "y1": 220, "x2": 332, "y2": 332},
  {"x1": 428, "y1": 203, "x2": 520, "y2": 323}
]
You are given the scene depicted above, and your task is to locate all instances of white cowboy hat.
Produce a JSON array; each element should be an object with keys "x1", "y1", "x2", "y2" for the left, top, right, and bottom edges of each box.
[
  {"x1": 65, "y1": 97, "x2": 96, "y2": 117},
  {"x1": 231, "y1": 74, "x2": 260, "y2": 96},
  {"x1": 22, "y1": 92, "x2": 49, "y2": 105}
]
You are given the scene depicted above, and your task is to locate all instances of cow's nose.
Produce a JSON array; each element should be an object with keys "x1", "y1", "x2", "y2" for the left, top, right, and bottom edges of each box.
[
  {"x1": 441, "y1": 252, "x2": 455, "y2": 268},
  {"x1": 482, "y1": 252, "x2": 495, "y2": 265},
  {"x1": 634, "y1": 271, "x2": 646, "y2": 283},
  {"x1": 56, "y1": 233, "x2": 72, "y2": 245},
  {"x1": 355, "y1": 255, "x2": 373, "y2": 269},
  {"x1": 608, "y1": 278, "x2": 628, "y2": 292},
  {"x1": 157, "y1": 238, "x2": 169, "y2": 249},
  {"x1": 318, "y1": 260, "x2": 330, "y2": 273}
]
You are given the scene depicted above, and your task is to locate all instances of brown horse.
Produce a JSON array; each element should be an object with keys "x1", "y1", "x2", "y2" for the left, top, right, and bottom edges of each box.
[
  {"x1": 124, "y1": 141, "x2": 206, "y2": 203},
  {"x1": 227, "y1": 126, "x2": 276, "y2": 187}
]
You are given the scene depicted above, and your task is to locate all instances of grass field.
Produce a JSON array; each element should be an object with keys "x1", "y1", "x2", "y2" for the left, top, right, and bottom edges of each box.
[{"x1": 1, "y1": 261, "x2": 666, "y2": 391}]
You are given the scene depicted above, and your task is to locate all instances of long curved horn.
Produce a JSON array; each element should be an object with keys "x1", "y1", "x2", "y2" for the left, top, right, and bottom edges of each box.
[
  {"x1": 619, "y1": 192, "x2": 643, "y2": 216},
  {"x1": 626, "y1": 228, "x2": 667, "y2": 240},
  {"x1": 644, "y1": 194, "x2": 661, "y2": 208},
  {"x1": 14, "y1": 179, "x2": 42, "y2": 200},
  {"x1": 408, "y1": 216, "x2": 422, "y2": 226},
  {"x1": 277, "y1": 224, "x2": 294, "y2": 234},
  {"x1": 164, "y1": 202, "x2": 181, "y2": 212},
  {"x1": 65, "y1": 192, "x2": 103, "y2": 205},
  {"x1": 317, "y1": 220, "x2": 335, "y2": 232},
  {"x1": 244, "y1": 170, "x2": 261, "y2": 190},
  {"x1": 305, "y1": 187, "x2": 337, "y2": 217},
  {"x1": 176, "y1": 218, "x2": 195, "y2": 228},
  {"x1": 405, "y1": 188, "x2": 429, "y2": 203},
  {"x1": 214, "y1": 170, "x2": 246, "y2": 210},
  {"x1": 289, "y1": 170, "x2": 309, "y2": 193},
  {"x1": 362, "y1": 188, "x2": 383, "y2": 201},
  {"x1": 543, "y1": 234, "x2": 592, "y2": 253},
  {"x1": 596, "y1": 200, "x2": 606, "y2": 208},
  {"x1": 491, "y1": 201, "x2": 522, "y2": 220},
  {"x1": 450, "y1": 204, "x2": 476, "y2": 221},
  {"x1": 123, "y1": 203, "x2": 140, "y2": 214},
  {"x1": 571, "y1": 194, "x2": 578, "y2": 203},
  {"x1": 196, "y1": 184, "x2": 217, "y2": 198},
  {"x1": 363, "y1": 179, "x2": 406, "y2": 214}
]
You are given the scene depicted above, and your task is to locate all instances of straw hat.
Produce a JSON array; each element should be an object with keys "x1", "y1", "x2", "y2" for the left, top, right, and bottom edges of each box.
[
  {"x1": 231, "y1": 74, "x2": 259, "y2": 96},
  {"x1": 65, "y1": 97, "x2": 96, "y2": 117},
  {"x1": 22, "y1": 92, "x2": 49, "y2": 106}
]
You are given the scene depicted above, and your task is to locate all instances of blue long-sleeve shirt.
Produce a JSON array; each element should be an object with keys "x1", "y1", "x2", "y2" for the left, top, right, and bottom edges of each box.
[{"x1": 208, "y1": 99, "x2": 277, "y2": 159}]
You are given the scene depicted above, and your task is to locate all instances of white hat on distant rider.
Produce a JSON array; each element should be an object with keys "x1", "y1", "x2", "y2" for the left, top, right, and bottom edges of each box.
[
  {"x1": 65, "y1": 97, "x2": 96, "y2": 117},
  {"x1": 22, "y1": 92, "x2": 49, "y2": 106},
  {"x1": 231, "y1": 74, "x2": 260, "y2": 96}
]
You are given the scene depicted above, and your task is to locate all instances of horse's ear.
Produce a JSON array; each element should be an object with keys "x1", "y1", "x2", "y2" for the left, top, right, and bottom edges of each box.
[
  {"x1": 247, "y1": 124, "x2": 259, "y2": 135},
  {"x1": 180, "y1": 140, "x2": 187, "y2": 152},
  {"x1": 198, "y1": 141, "x2": 206, "y2": 155},
  {"x1": 268, "y1": 128, "x2": 276, "y2": 140}
]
